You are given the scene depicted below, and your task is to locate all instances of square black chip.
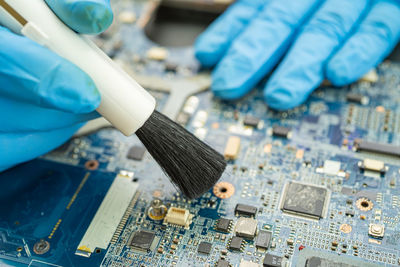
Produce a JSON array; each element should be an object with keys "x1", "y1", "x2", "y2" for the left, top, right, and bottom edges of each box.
[{"x1": 130, "y1": 230, "x2": 155, "y2": 252}]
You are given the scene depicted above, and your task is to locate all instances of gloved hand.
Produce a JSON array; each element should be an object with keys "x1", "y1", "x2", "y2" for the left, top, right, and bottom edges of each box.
[
  {"x1": 0, "y1": 0, "x2": 113, "y2": 171},
  {"x1": 195, "y1": 0, "x2": 400, "y2": 110}
]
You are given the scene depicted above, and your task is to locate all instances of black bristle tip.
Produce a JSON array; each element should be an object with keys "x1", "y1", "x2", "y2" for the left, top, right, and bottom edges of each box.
[{"x1": 136, "y1": 110, "x2": 227, "y2": 199}]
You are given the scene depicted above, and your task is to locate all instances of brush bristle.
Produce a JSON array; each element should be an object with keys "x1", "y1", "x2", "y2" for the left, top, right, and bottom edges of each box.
[{"x1": 136, "y1": 110, "x2": 227, "y2": 199}]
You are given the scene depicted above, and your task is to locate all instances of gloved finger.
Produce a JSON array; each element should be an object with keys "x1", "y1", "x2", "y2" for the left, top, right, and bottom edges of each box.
[
  {"x1": 0, "y1": 98, "x2": 99, "y2": 132},
  {"x1": 195, "y1": 0, "x2": 266, "y2": 67},
  {"x1": 0, "y1": 27, "x2": 101, "y2": 114},
  {"x1": 211, "y1": 0, "x2": 322, "y2": 100},
  {"x1": 264, "y1": 0, "x2": 368, "y2": 110},
  {"x1": 45, "y1": 0, "x2": 113, "y2": 34},
  {"x1": 0, "y1": 123, "x2": 82, "y2": 172},
  {"x1": 326, "y1": 0, "x2": 400, "y2": 86}
]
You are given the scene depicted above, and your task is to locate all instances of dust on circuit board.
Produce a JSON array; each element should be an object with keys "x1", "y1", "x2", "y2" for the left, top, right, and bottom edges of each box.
[{"x1": 1, "y1": 0, "x2": 400, "y2": 266}]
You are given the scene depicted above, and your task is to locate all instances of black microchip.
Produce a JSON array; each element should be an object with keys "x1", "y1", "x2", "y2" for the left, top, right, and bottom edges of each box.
[
  {"x1": 345, "y1": 210, "x2": 355, "y2": 217},
  {"x1": 282, "y1": 182, "x2": 328, "y2": 219},
  {"x1": 255, "y1": 230, "x2": 272, "y2": 249},
  {"x1": 216, "y1": 259, "x2": 230, "y2": 267},
  {"x1": 130, "y1": 230, "x2": 155, "y2": 252},
  {"x1": 215, "y1": 218, "x2": 232, "y2": 232},
  {"x1": 243, "y1": 115, "x2": 260, "y2": 127},
  {"x1": 228, "y1": 236, "x2": 243, "y2": 251},
  {"x1": 127, "y1": 146, "x2": 146, "y2": 161},
  {"x1": 235, "y1": 204, "x2": 257, "y2": 217},
  {"x1": 197, "y1": 241, "x2": 212, "y2": 254},
  {"x1": 354, "y1": 140, "x2": 400, "y2": 157},
  {"x1": 346, "y1": 93, "x2": 369, "y2": 105},
  {"x1": 263, "y1": 254, "x2": 283, "y2": 267},
  {"x1": 272, "y1": 126, "x2": 291, "y2": 138},
  {"x1": 306, "y1": 256, "x2": 358, "y2": 267}
]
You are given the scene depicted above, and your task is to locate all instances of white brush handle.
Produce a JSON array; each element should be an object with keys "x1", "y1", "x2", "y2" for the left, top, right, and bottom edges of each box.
[{"x1": 0, "y1": 0, "x2": 155, "y2": 136}]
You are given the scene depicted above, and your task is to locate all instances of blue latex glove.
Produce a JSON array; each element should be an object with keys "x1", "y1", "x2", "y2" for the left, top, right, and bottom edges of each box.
[
  {"x1": 195, "y1": 0, "x2": 400, "y2": 110},
  {"x1": 0, "y1": 0, "x2": 113, "y2": 171}
]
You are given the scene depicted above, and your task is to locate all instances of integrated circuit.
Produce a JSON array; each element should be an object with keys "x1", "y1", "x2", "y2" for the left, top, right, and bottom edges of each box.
[
  {"x1": 127, "y1": 146, "x2": 146, "y2": 161},
  {"x1": 272, "y1": 125, "x2": 291, "y2": 138},
  {"x1": 228, "y1": 236, "x2": 244, "y2": 251},
  {"x1": 243, "y1": 115, "x2": 260, "y2": 127},
  {"x1": 197, "y1": 241, "x2": 212, "y2": 254},
  {"x1": 216, "y1": 259, "x2": 230, "y2": 267},
  {"x1": 235, "y1": 204, "x2": 257, "y2": 217},
  {"x1": 215, "y1": 218, "x2": 232, "y2": 233},
  {"x1": 263, "y1": 254, "x2": 283, "y2": 267},
  {"x1": 280, "y1": 182, "x2": 329, "y2": 219},
  {"x1": 129, "y1": 230, "x2": 156, "y2": 252},
  {"x1": 234, "y1": 217, "x2": 257, "y2": 239},
  {"x1": 255, "y1": 230, "x2": 272, "y2": 250}
]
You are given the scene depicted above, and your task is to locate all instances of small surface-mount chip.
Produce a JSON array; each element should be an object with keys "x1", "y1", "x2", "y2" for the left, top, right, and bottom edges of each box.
[
  {"x1": 224, "y1": 136, "x2": 241, "y2": 160},
  {"x1": 129, "y1": 230, "x2": 155, "y2": 252},
  {"x1": 235, "y1": 204, "x2": 257, "y2": 217},
  {"x1": 228, "y1": 236, "x2": 244, "y2": 251},
  {"x1": 234, "y1": 217, "x2": 258, "y2": 239},
  {"x1": 263, "y1": 254, "x2": 283, "y2": 267},
  {"x1": 215, "y1": 218, "x2": 232, "y2": 233},
  {"x1": 358, "y1": 158, "x2": 387, "y2": 173},
  {"x1": 216, "y1": 259, "x2": 230, "y2": 267},
  {"x1": 243, "y1": 115, "x2": 260, "y2": 127},
  {"x1": 197, "y1": 241, "x2": 212, "y2": 254},
  {"x1": 346, "y1": 93, "x2": 369, "y2": 105},
  {"x1": 255, "y1": 230, "x2": 272, "y2": 250},
  {"x1": 272, "y1": 126, "x2": 291, "y2": 138},
  {"x1": 281, "y1": 182, "x2": 329, "y2": 219},
  {"x1": 127, "y1": 146, "x2": 146, "y2": 161},
  {"x1": 368, "y1": 223, "x2": 384, "y2": 238}
]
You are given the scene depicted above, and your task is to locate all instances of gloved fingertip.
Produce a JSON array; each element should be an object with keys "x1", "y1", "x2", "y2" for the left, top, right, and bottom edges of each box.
[
  {"x1": 71, "y1": 1, "x2": 113, "y2": 34},
  {"x1": 264, "y1": 86, "x2": 301, "y2": 111},
  {"x1": 40, "y1": 61, "x2": 101, "y2": 114},
  {"x1": 211, "y1": 69, "x2": 249, "y2": 100},
  {"x1": 194, "y1": 38, "x2": 219, "y2": 67},
  {"x1": 325, "y1": 57, "x2": 353, "y2": 87}
]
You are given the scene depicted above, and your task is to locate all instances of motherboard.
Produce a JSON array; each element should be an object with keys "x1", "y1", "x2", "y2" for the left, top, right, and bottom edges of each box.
[{"x1": 1, "y1": 0, "x2": 400, "y2": 266}]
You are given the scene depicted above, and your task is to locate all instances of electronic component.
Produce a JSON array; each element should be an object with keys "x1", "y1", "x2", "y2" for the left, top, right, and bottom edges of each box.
[
  {"x1": 148, "y1": 199, "x2": 167, "y2": 220},
  {"x1": 355, "y1": 198, "x2": 373, "y2": 211},
  {"x1": 263, "y1": 254, "x2": 283, "y2": 267},
  {"x1": 215, "y1": 218, "x2": 233, "y2": 233},
  {"x1": 345, "y1": 210, "x2": 354, "y2": 217},
  {"x1": 298, "y1": 248, "x2": 379, "y2": 266},
  {"x1": 197, "y1": 241, "x2": 212, "y2": 254},
  {"x1": 76, "y1": 171, "x2": 138, "y2": 257},
  {"x1": 346, "y1": 93, "x2": 369, "y2": 105},
  {"x1": 118, "y1": 11, "x2": 136, "y2": 24},
  {"x1": 127, "y1": 146, "x2": 146, "y2": 161},
  {"x1": 228, "y1": 236, "x2": 244, "y2": 251},
  {"x1": 163, "y1": 207, "x2": 193, "y2": 228},
  {"x1": 280, "y1": 182, "x2": 329, "y2": 219},
  {"x1": 306, "y1": 256, "x2": 358, "y2": 267},
  {"x1": 255, "y1": 230, "x2": 272, "y2": 250},
  {"x1": 358, "y1": 159, "x2": 387, "y2": 173},
  {"x1": 235, "y1": 204, "x2": 257, "y2": 217},
  {"x1": 146, "y1": 46, "x2": 168, "y2": 61},
  {"x1": 216, "y1": 259, "x2": 230, "y2": 267},
  {"x1": 213, "y1": 182, "x2": 235, "y2": 199},
  {"x1": 368, "y1": 224, "x2": 384, "y2": 238},
  {"x1": 240, "y1": 260, "x2": 259, "y2": 267},
  {"x1": 354, "y1": 140, "x2": 400, "y2": 157},
  {"x1": 272, "y1": 126, "x2": 292, "y2": 138},
  {"x1": 243, "y1": 115, "x2": 260, "y2": 127},
  {"x1": 129, "y1": 230, "x2": 156, "y2": 252},
  {"x1": 234, "y1": 217, "x2": 257, "y2": 239},
  {"x1": 224, "y1": 136, "x2": 241, "y2": 160}
]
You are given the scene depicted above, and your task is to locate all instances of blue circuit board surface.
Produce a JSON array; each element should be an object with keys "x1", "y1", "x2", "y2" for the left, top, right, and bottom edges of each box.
[{"x1": 1, "y1": 0, "x2": 400, "y2": 266}]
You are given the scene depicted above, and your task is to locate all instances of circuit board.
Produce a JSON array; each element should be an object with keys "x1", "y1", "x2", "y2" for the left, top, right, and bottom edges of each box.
[{"x1": 1, "y1": 0, "x2": 400, "y2": 266}]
